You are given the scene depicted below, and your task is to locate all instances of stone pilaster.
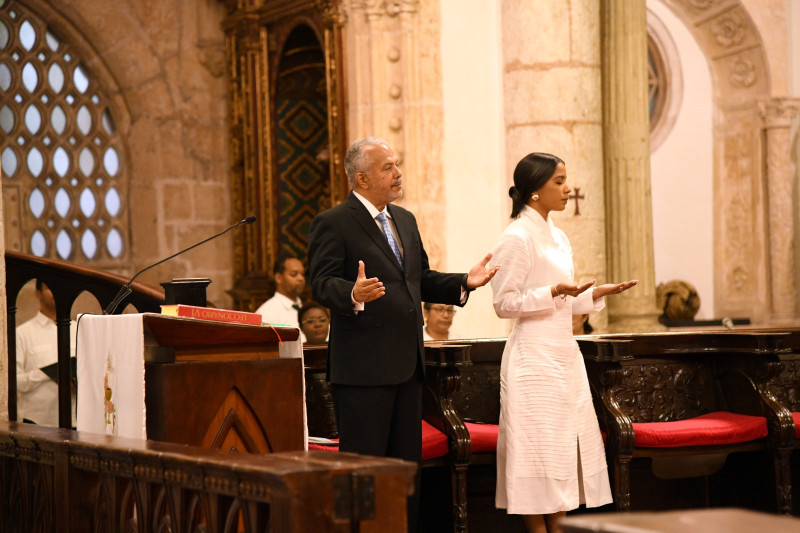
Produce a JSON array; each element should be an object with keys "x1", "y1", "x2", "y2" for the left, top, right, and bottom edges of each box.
[
  {"x1": 601, "y1": 0, "x2": 663, "y2": 332},
  {"x1": 760, "y1": 97, "x2": 800, "y2": 323},
  {"x1": 346, "y1": 0, "x2": 446, "y2": 268}
]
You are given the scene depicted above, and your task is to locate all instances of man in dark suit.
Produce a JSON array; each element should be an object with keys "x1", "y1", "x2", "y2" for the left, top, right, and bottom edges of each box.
[{"x1": 308, "y1": 137, "x2": 498, "y2": 531}]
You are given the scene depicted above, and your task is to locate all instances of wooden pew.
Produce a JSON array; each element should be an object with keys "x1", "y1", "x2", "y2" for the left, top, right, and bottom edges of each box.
[
  {"x1": 5, "y1": 251, "x2": 164, "y2": 428},
  {"x1": 379, "y1": 332, "x2": 798, "y2": 524},
  {"x1": 304, "y1": 342, "x2": 481, "y2": 532},
  {"x1": 580, "y1": 331, "x2": 795, "y2": 514},
  {"x1": 0, "y1": 421, "x2": 415, "y2": 532}
]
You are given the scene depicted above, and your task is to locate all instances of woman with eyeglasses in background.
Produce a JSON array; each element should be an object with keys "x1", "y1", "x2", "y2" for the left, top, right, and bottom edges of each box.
[
  {"x1": 298, "y1": 302, "x2": 331, "y2": 345},
  {"x1": 422, "y1": 302, "x2": 456, "y2": 341}
]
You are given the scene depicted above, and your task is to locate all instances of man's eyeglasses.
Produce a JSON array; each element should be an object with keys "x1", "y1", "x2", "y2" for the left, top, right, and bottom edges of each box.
[
  {"x1": 428, "y1": 305, "x2": 456, "y2": 316},
  {"x1": 302, "y1": 317, "x2": 330, "y2": 325}
]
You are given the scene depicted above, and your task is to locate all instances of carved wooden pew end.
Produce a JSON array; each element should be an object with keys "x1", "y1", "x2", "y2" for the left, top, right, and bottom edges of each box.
[
  {"x1": 0, "y1": 421, "x2": 415, "y2": 532},
  {"x1": 579, "y1": 333, "x2": 795, "y2": 515}
]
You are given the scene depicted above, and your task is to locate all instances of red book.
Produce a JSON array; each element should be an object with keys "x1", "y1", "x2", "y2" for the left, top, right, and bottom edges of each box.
[{"x1": 160, "y1": 304, "x2": 262, "y2": 326}]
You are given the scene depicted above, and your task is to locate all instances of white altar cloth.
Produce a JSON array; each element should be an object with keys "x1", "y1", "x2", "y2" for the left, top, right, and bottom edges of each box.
[{"x1": 77, "y1": 313, "x2": 306, "y2": 447}]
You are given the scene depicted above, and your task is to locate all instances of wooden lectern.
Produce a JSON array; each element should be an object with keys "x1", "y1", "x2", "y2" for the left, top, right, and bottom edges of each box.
[{"x1": 141, "y1": 314, "x2": 304, "y2": 454}]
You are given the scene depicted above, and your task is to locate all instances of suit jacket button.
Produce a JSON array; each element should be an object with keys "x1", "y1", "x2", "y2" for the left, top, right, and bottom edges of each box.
[{"x1": 408, "y1": 308, "x2": 414, "y2": 314}]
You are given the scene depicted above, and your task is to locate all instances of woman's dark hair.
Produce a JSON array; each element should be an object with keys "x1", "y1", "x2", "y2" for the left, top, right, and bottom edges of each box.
[
  {"x1": 583, "y1": 319, "x2": 593, "y2": 334},
  {"x1": 508, "y1": 152, "x2": 564, "y2": 218},
  {"x1": 298, "y1": 301, "x2": 329, "y2": 323}
]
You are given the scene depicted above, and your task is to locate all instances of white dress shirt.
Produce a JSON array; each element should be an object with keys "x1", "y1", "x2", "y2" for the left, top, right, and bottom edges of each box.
[
  {"x1": 349, "y1": 191, "x2": 466, "y2": 310},
  {"x1": 256, "y1": 292, "x2": 306, "y2": 341},
  {"x1": 16, "y1": 311, "x2": 76, "y2": 426}
]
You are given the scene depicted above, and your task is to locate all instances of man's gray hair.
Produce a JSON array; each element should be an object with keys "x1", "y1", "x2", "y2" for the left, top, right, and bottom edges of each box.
[{"x1": 344, "y1": 137, "x2": 390, "y2": 189}]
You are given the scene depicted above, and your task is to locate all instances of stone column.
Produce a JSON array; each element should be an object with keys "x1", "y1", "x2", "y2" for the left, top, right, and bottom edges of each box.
[
  {"x1": 760, "y1": 97, "x2": 800, "y2": 323},
  {"x1": 601, "y1": 0, "x2": 663, "y2": 332}
]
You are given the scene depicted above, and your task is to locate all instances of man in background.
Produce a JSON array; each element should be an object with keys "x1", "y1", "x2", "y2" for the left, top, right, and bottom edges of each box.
[
  {"x1": 16, "y1": 280, "x2": 76, "y2": 427},
  {"x1": 256, "y1": 256, "x2": 306, "y2": 335}
]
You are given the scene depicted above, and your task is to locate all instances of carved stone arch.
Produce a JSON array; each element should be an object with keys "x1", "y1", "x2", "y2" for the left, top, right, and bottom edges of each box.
[
  {"x1": 659, "y1": 0, "x2": 769, "y2": 101},
  {"x1": 659, "y1": 0, "x2": 798, "y2": 322}
]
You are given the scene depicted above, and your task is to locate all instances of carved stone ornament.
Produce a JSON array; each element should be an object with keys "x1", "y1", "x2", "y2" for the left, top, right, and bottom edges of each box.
[
  {"x1": 759, "y1": 98, "x2": 800, "y2": 129},
  {"x1": 710, "y1": 13, "x2": 745, "y2": 47},
  {"x1": 352, "y1": 0, "x2": 420, "y2": 18},
  {"x1": 729, "y1": 55, "x2": 757, "y2": 87}
]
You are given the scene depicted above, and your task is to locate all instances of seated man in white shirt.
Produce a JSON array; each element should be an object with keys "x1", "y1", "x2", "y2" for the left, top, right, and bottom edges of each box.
[
  {"x1": 256, "y1": 256, "x2": 306, "y2": 335},
  {"x1": 16, "y1": 279, "x2": 77, "y2": 427}
]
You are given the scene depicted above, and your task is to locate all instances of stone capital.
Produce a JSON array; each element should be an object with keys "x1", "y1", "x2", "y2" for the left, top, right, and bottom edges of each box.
[
  {"x1": 351, "y1": 0, "x2": 419, "y2": 19},
  {"x1": 759, "y1": 97, "x2": 800, "y2": 129},
  {"x1": 316, "y1": 0, "x2": 348, "y2": 26}
]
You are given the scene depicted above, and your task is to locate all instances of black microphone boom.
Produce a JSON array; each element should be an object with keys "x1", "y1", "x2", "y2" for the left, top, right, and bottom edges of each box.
[{"x1": 103, "y1": 215, "x2": 258, "y2": 315}]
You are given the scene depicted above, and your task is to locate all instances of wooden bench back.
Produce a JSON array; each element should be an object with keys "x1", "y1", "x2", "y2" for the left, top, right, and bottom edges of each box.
[{"x1": 0, "y1": 421, "x2": 414, "y2": 532}]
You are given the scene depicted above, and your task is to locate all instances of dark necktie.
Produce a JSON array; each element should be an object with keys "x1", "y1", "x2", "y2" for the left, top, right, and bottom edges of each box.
[{"x1": 376, "y1": 212, "x2": 404, "y2": 268}]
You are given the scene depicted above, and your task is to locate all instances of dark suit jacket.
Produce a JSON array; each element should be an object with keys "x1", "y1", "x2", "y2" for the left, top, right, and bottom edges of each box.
[{"x1": 308, "y1": 192, "x2": 465, "y2": 386}]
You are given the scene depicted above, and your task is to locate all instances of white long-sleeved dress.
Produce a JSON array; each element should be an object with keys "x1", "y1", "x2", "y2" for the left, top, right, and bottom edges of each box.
[{"x1": 490, "y1": 206, "x2": 612, "y2": 515}]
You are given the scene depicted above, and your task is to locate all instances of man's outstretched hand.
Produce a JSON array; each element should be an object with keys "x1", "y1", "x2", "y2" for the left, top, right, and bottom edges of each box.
[
  {"x1": 353, "y1": 260, "x2": 385, "y2": 303},
  {"x1": 466, "y1": 253, "x2": 501, "y2": 289}
]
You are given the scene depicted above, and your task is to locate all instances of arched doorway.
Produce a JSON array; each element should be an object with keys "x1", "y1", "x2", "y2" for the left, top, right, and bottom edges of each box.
[
  {"x1": 222, "y1": 2, "x2": 348, "y2": 311},
  {"x1": 275, "y1": 24, "x2": 329, "y2": 262},
  {"x1": 656, "y1": 0, "x2": 797, "y2": 323}
]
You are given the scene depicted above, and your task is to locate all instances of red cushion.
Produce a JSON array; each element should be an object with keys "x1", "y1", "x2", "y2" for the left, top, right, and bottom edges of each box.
[
  {"x1": 422, "y1": 420, "x2": 449, "y2": 460},
  {"x1": 792, "y1": 412, "x2": 800, "y2": 438},
  {"x1": 306, "y1": 421, "x2": 449, "y2": 460},
  {"x1": 465, "y1": 422, "x2": 498, "y2": 453},
  {"x1": 308, "y1": 439, "x2": 339, "y2": 452},
  {"x1": 632, "y1": 411, "x2": 767, "y2": 448}
]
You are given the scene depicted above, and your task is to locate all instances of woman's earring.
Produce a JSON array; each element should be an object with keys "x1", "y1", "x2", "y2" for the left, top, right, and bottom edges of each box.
[{"x1": 532, "y1": 194, "x2": 539, "y2": 201}]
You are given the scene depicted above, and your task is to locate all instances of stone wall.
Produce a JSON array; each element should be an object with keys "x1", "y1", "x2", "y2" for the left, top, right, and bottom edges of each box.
[{"x1": 24, "y1": 0, "x2": 233, "y2": 307}]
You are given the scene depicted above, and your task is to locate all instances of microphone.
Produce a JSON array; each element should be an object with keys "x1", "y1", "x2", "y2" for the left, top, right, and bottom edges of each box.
[{"x1": 103, "y1": 215, "x2": 258, "y2": 315}]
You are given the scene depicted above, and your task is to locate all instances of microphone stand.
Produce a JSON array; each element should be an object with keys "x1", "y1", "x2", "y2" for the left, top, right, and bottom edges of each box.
[{"x1": 104, "y1": 216, "x2": 257, "y2": 315}]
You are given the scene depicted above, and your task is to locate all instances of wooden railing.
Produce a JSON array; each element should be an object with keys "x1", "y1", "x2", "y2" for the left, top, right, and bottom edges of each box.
[
  {"x1": 5, "y1": 251, "x2": 164, "y2": 427},
  {"x1": 0, "y1": 421, "x2": 414, "y2": 532}
]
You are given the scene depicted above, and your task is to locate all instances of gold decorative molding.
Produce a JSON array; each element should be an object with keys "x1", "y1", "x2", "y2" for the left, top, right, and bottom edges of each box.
[{"x1": 220, "y1": 0, "x2": 349, "y2": 304}]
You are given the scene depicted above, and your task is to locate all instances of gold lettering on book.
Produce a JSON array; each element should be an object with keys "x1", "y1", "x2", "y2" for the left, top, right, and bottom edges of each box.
[{"x1": 189, "y1": 308, "x2": 248, "y2": 321}]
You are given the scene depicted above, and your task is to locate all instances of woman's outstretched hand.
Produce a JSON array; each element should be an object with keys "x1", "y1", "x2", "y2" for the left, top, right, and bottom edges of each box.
[
  {"x1": 552, "y1": 279, "x2": 596, "y2": 298},
  {"x1": 592, "y1": 280, "x2": 639, "y2": 300}
]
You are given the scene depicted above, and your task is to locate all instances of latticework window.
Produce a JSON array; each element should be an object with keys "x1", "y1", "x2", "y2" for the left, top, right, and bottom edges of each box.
[
  {"x1": 0, "y1": 0, "x2": 128, "y2": 263},
  {"x1": 647, "y1": 34, "x2": 667, "y2": 130}
]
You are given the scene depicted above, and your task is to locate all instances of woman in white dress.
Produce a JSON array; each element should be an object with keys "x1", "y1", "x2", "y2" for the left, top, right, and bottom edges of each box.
[{"x1": 490, "y1": 153, "x2": 637, "y2": 533}]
